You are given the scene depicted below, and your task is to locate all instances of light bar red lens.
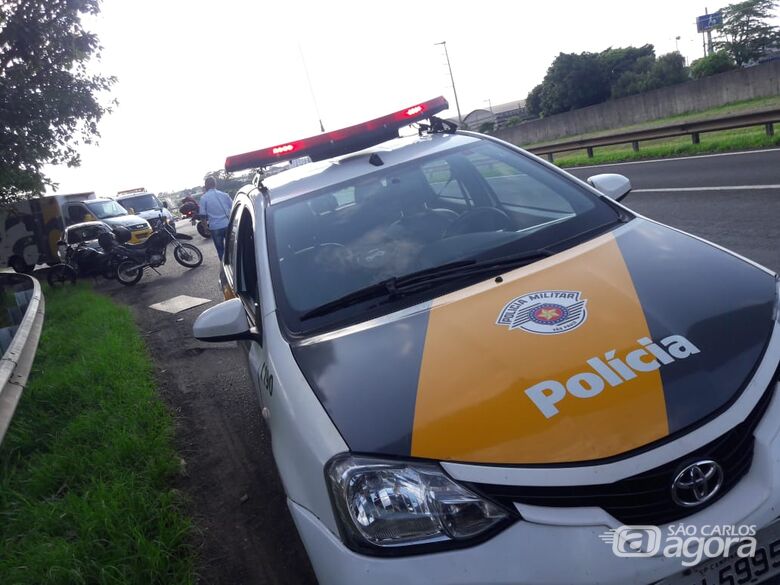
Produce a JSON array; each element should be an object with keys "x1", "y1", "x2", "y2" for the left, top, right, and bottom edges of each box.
[
  {"x1": 224, "y1": 96, "x2": 449, "y2": 173},
  {"x1": 272, "y1": 144, "x2": 295, "y2": 155}
]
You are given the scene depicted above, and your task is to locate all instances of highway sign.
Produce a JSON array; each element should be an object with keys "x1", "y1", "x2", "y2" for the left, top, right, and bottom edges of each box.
[{"x1": 697, "y1": 11, "x2": 723, "y2": 33}]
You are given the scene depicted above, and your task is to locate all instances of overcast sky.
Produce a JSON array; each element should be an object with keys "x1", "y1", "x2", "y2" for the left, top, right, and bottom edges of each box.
[{"x1": 44, "y1": 0, "x2": 779, "y2": 196}]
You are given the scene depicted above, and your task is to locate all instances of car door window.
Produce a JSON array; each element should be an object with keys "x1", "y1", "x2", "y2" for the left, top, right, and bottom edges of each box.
[
  {"x1": 224, "y1": 203, "x2": 242, "y2": 271},
  {"x1": 234, "y1": 208, "x2": 261, "y2": 331},
  {"x1": 67, "y1": 205, "x2": 86, "y2": 224}
]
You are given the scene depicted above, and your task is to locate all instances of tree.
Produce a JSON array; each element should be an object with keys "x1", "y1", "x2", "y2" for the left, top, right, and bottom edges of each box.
[
  {"x1": 690, "y1": 51, "x2": 737, "y2": 78},
  {"x1": 526, "y1": 84, "x2": 544, "y2": 117},
  {"x1": 717, "y1": 0, "x2": 780, "y2": 66},
  {"x1": 535, "y1": 52, "x2": 610, "y2": 116},
  {"x1": 643, "y1": 52, "x2": 689, "y2": 90},
  {"x1": 599, "y1": 44, "x2": 656, "y2": 89},
  {"x1": 0, "y1": 0, "x2": 115, "y2": 201}
]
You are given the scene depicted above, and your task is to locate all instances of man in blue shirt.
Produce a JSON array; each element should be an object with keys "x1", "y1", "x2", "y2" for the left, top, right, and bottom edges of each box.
[{"x1": 199, "y1": 177, "x2": 233, "y2": 261}]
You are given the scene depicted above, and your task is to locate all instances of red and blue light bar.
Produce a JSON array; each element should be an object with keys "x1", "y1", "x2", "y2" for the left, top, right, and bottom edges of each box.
[{"x1": 224, "y1": 96, "x2": 449, "y2": 173}]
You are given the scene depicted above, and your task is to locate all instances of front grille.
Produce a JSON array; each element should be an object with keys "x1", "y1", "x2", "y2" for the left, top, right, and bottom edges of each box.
[{"x1": 473, "y1": 382, "x2": 775, "y2": 526}]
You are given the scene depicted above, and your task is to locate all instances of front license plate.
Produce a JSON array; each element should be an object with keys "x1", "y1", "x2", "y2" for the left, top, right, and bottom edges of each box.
[{"x1": 659, "y1": 521, "x2": 780, "y2": 585}]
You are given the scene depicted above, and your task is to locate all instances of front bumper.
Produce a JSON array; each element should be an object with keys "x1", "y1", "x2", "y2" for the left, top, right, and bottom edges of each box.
[
  {"x1": 129, "y1": 228, "x2": 152, "y2": 243},
  {"x1": 291, "y1": 381, "x2": 780, "y2": 585}
]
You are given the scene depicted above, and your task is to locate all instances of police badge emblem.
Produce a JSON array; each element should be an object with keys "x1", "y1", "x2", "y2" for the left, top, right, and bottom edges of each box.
[{"x1": 496, "y1": 290, "x2": 588, "y2": 335}]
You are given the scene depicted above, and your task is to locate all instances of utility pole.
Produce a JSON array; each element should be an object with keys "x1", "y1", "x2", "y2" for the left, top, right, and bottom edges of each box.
[
  {"x1": 485, "y1": 98, "x2": 493, "y2": 113},
  {"x1": 435, "y1": 41, "x2": 463, "y2": 125},
  {"x1": 298, "y1": 44, "x2": 326, "y2": 133}
]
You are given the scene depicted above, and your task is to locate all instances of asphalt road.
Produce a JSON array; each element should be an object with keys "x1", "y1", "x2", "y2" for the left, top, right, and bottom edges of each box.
[
  {"x1": 94, "y1": 148, "x2": 780, "y2": 585},
  {"x1": 566, "y1": 148, "x2": 780, "y2": 272}
]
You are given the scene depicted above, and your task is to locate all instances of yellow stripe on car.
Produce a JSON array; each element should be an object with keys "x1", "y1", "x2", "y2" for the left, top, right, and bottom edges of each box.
[{"x1": 411, "y1": 232, "x2": 670, "y2": 465}]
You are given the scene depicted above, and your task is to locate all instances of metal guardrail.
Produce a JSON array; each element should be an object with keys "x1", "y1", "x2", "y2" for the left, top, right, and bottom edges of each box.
[
  {"x1": 0, "y1": 274, "x2": 45, "y2": 445},
  {"x1": 527, "y1": 108, "x2": 780, "y2": 162}
]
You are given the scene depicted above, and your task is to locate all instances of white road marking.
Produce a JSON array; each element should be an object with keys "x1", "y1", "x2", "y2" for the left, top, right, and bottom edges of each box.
[
  {"x1": 564, "y1": 147, "x2": 780, "y2": 170},
  {"x1": 633, "y1": 184, "x2": 780, "y2": 193},
  {"x1": 150, "y1": 295, "x2": 211, "y2": 314}
]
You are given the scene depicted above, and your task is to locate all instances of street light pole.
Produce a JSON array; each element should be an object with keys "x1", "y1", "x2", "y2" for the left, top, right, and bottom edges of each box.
[{"x1": 435, "y1": 41, "x2": 463, "y2": 125}]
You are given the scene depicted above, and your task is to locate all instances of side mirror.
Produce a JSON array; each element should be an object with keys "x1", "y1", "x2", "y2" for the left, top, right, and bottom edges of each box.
[
  {"x1": 162, "y1": 201, "x2": 169, "y2": 209},
  {"x1": 587, "y1": 174, "x2": 631, "y2": 201},
  {"x1": 193, "y1": 298, "x2": 257, "y2": 342}
]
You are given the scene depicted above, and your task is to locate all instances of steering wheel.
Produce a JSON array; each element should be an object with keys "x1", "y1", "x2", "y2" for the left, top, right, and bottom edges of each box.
[{"x1": 444, "y1": 207, "x2": 514, "y2": 237}]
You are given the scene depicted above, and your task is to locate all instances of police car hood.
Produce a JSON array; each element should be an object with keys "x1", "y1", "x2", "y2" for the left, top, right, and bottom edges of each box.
[{"x1": 292, "y1": 219, "x2": 777, "y2": 465}]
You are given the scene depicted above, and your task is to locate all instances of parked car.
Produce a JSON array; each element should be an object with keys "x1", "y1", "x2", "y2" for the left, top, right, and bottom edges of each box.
[
  {"x1": 194, "y1": 97, "x2": 780, "y2": 585},
  {"x1": 48, "y1": 221, "x2": 121, "y2": 286},
  {"x1": 116, "y1": 190, "x2": 175, "y2": 231}
]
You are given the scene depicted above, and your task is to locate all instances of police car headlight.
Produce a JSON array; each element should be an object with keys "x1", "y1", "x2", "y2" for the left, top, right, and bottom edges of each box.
[{"x1": 326, "y1": 455, "x2": 512, "y2": 554}]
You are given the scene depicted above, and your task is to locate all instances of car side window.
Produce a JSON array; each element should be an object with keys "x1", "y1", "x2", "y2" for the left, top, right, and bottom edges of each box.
[
  {"x1": 224, "y1": 203, "x2": 242, "y2": 270},
  {"x1": 67, "y1": 204, "x2": 86, "y2": 224},
  {"x1": 234, "y1": 208, "x2": 260, "y2": 330}
]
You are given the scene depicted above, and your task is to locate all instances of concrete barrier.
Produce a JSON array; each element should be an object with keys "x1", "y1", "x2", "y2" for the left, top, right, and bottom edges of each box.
[
  {"x1": 495, "y1": 61, "x2": 780, "y2": 146},
  {"x1": 0, "y1": 273, "x2": 45, "y2": 445}
]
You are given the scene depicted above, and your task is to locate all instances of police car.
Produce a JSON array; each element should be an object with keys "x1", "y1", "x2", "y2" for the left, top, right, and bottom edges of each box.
[{"x1": 194, "y1": 97, "x2": 780, "y2": 585}]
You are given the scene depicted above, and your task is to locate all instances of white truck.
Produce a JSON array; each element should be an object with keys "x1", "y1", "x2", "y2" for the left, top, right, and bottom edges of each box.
[{"x1": 0, "y1": 192, "x2": 151, "y2": 272}]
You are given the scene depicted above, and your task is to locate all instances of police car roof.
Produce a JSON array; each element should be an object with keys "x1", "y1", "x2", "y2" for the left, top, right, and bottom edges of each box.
[{"x1": 260, "y1": 132, "x2": 480, "y2": 205}]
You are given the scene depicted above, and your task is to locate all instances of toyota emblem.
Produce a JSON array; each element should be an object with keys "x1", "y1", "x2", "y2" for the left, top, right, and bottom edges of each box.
[{"x1": 671, "y1": 460, "x2": 724, "y2": 507}]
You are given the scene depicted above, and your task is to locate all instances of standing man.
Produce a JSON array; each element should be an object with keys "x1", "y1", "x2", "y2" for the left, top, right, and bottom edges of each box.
[{"x1": 199, "y1": 176, "x2": 233, "y2": 261}]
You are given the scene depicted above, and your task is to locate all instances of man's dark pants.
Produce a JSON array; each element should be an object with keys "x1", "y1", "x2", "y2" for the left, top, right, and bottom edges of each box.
[{"x1": 211, "y1": 227, "x2": 228, "y2": 261}]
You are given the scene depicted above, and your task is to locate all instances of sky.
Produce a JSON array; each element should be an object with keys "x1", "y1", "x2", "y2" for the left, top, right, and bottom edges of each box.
[{"x1": 44, "y1": 0, "x2": 780, "y2": 197}]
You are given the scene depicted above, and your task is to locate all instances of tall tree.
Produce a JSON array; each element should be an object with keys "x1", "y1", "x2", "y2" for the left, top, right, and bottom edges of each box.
[
  {"x1": 717, "y1": 0, "x2": 780, "y2": 66},
  {"x1": 536, "y1": 52, "x2": 610, "y2": 116},
  {"x1": 0, "y1": 0, "x2": 115, "y2": 201},
  {"x1": 599, "y1": 44, "x2": 656, "y2": 88}
]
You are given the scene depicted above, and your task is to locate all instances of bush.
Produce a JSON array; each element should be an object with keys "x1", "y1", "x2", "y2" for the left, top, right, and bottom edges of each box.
[{"x1": 691, "y1": 51, "x2": 737, "y2": 79}]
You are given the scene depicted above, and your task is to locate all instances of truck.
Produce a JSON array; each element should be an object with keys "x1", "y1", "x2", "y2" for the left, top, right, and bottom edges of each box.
[
  {"x1": 115, "y1": 188, "x2": 175, "y2": 231},
  {"x1": 0, "y1": 193, "x2": 152, "y2": 272}
]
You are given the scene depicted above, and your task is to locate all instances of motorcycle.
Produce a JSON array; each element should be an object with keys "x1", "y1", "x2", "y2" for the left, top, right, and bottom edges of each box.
[
  {"x1": 47, "y1": 227, "x2": 126, "y2": 287},
  {"x1": 113, "y1": 217, "x2": 203, "y2": 286},
  {"x1": 195, "y1": 217, "x2": 211, "y2": 239},
  {"x1": 179, "y1": 199, "x2": 211, "y2": 239}
]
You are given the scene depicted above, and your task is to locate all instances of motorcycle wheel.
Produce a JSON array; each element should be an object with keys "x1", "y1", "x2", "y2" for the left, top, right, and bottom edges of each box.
[
  {"x1": 196, "y1": 222, "x2": 211, "y2": 238},
  {"x1": 47, "y1": 264, "x2": 77, "y2": 287},
  {"x1": 173, "y1": 243, "x2": 203, "y2": 268},
  {"x1": 116, "y1": 260, "x2": 143, "y2": 286}
]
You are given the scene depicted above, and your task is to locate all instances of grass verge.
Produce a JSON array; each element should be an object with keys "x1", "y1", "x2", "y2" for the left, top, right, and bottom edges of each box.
[
  {"x1": 0, "y1": 284, "x2": 194, "y2": 584},
  {"x1": 553, "y1": 126, "x2": 780, "y2": 168},
  {"x1": 523, "y1": 95, "x2": 780, "y2": 149}
]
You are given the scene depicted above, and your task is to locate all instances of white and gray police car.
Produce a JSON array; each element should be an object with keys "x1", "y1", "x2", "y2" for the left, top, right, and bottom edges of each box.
[{"x1": 194, "y1": 97, "x2": 780, "y2": 584}]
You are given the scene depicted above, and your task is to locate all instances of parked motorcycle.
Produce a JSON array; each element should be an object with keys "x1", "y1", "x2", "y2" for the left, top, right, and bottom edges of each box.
[
  {"x1": 114, "y1": 218, "x2": 203, "y2": 286},
  {"x1": 47, "y1": 224, "x2": 125, "y2": 287}
]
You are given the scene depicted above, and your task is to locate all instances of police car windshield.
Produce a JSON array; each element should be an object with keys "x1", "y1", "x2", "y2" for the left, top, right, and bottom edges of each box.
[
  {"x1": 87, "y1": 200, "x2": 127, "y2": 219},
  {"x1": 267, "y1": 140, "x2": 623, "y2": 332},
  {"x1": 118, "y1": 194, "x2": 160, "y2": 212}
]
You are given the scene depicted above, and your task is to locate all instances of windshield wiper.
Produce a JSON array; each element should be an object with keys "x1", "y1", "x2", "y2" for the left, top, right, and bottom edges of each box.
[{"x1": 300, "y1": 249, "x2": 551, "y2": 321}]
